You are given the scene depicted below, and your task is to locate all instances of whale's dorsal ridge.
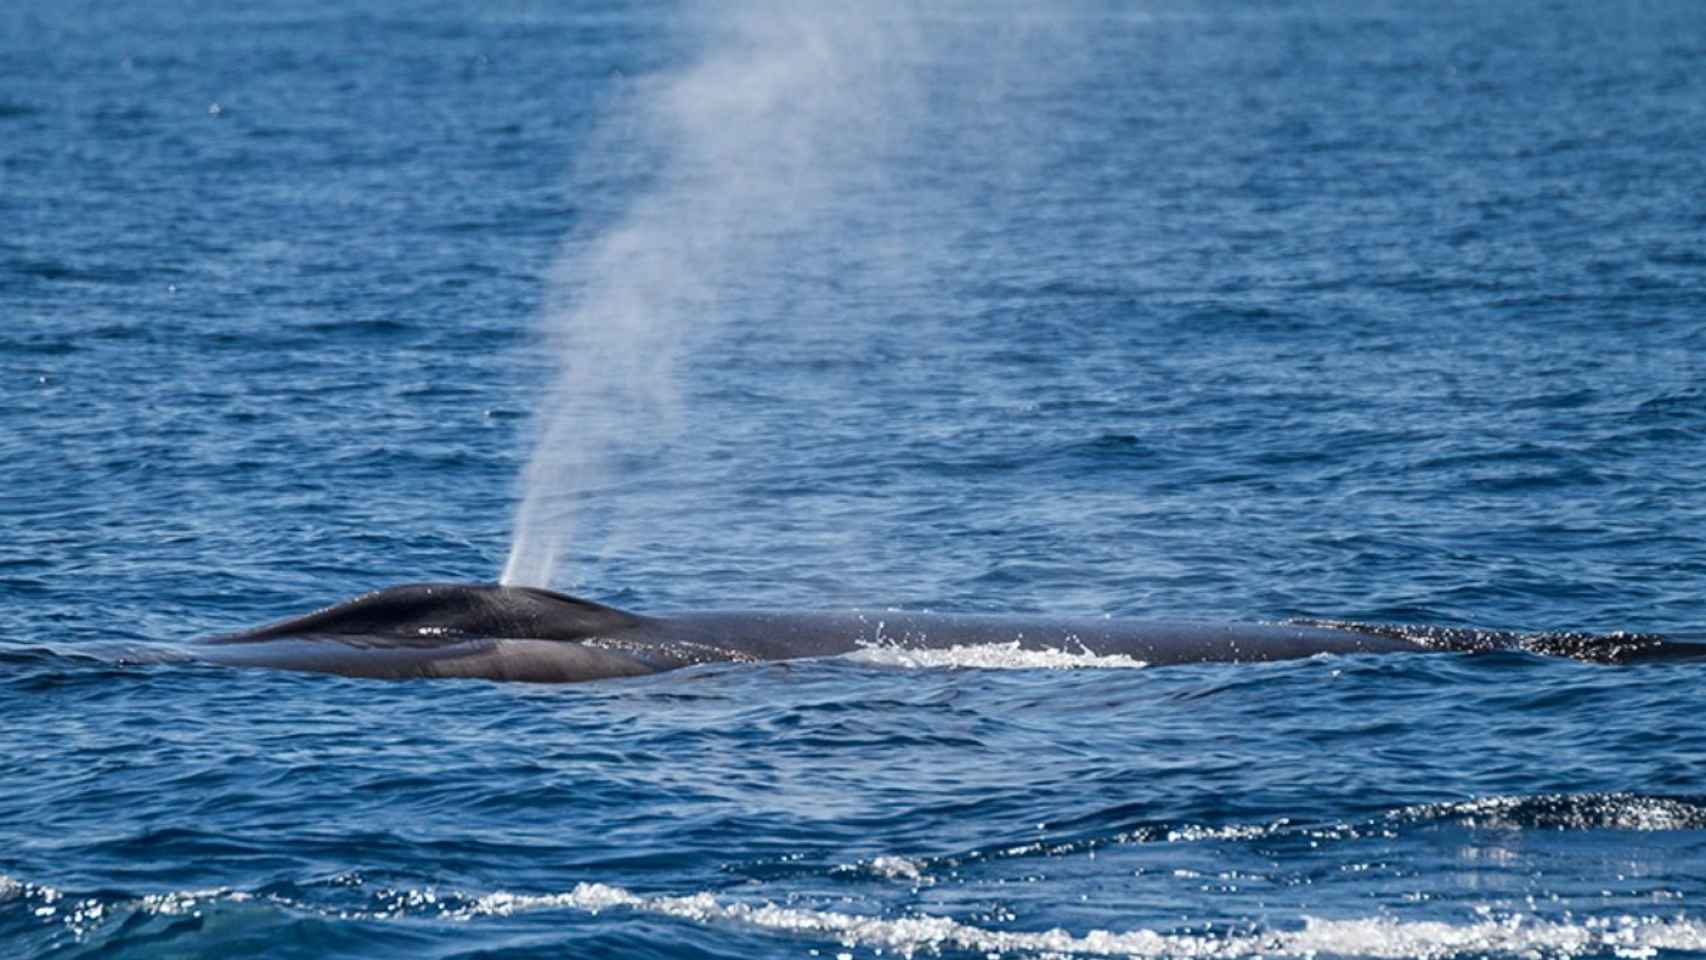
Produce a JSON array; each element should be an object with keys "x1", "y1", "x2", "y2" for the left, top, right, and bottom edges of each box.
[{"x1": 492, "y1": 584, "x2": 648, "y2": 635}]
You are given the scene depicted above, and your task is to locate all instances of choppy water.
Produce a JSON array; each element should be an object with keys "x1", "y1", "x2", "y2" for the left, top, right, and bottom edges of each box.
[{"x1": 5, "y1": 1, "x2": 1706, "y2": 957}]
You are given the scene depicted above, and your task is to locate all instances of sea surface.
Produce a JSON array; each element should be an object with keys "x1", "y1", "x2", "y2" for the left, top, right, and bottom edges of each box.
[{"x1": 5, "y1": 1, "x2": 1706, "y2": 957}]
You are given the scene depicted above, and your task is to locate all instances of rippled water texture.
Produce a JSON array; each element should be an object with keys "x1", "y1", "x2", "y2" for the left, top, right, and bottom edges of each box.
[{"x1": 4, "y1": 0, "x2": 1706, "y2": 957}]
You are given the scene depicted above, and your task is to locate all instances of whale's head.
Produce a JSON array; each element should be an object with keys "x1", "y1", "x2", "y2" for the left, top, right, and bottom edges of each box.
[{"x1": 206, "y1": 582, "x2": 643, "y2": 646}]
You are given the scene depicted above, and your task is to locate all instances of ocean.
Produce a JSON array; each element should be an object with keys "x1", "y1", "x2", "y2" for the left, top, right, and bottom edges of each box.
[{"x1": 5, "y1": 0, "x2": 1706, "y2": 957}]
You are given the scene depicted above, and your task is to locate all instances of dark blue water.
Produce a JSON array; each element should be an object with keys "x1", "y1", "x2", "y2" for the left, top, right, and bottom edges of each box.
[{"x1": 6, "y1": 1, "x2": 1706, "y2": 957}]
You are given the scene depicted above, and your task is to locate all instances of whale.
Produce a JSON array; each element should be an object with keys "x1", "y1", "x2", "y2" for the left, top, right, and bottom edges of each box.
[{"x1": 189, "y1": 582, "x2": 1706, "y2": 682}]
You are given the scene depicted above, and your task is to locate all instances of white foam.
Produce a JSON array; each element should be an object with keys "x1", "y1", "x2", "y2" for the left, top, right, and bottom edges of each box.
[
  {"x1": 845, "y1": 640, "x2": 1148, "y2": 672},
  {"x1": 459, "y1": 882, "x2": 1706, "y2": 959}
]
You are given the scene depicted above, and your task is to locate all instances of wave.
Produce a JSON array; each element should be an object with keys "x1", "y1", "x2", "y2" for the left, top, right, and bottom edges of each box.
[
  {"x1": 8, "y1": 871, "x2": 1705, "y2": 960},
  {"x1": 469, "y1": 886, "x2": 1706, "y2": 959},
  {"x1": 1389, "y1": 792, "x2": 1706, "y2": 832},
  {"x1": 810, "y1": 792, "x2": 1706, "y2": 880}
]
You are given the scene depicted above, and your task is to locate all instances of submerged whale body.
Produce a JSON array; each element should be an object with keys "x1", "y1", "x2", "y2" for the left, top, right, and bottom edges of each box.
[{"x1": 193, "y1": 583, "x2": 1706, "y2": 682}]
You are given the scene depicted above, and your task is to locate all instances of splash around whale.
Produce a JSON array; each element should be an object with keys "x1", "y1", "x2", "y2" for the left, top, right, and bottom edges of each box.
[{"x1": 185, "y1": 583, "x2": 1706, "y2": 683}]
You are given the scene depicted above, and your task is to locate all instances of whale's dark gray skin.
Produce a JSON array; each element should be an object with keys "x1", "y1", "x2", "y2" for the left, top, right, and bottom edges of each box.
[{"x1": 192, "y1": 583, "x2": 1706, "y2": 683}]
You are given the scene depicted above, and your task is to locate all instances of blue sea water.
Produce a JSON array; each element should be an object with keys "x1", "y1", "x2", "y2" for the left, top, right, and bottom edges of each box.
[{"x1": 6, "y1": 0, "x2": 1706, "y2": 957}]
